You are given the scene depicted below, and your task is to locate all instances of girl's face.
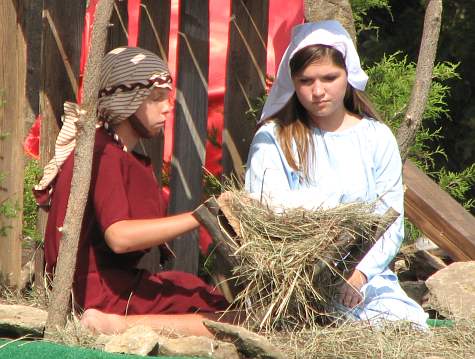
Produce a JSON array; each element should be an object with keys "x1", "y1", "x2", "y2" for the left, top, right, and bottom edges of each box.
[
  {"x1": 292, "y1": 57, "x2": 348, "y2": 126},
  {"x1": 134, "y1": 87, "x2": 172, "y2": 137}
]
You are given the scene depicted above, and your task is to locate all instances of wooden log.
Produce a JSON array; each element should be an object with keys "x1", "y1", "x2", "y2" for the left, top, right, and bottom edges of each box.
[
  {"x1": 404, "y1": 160, "x2": 475, "y2": 260},
  {"x1": 222, "y1": 0, "x2": 269, "y2": 179},
  {"x1": 166, "y1": 0, "x2": 209, "y2": 274},
  {"x1": 0, "y1": 0, "x2": 27, "y2": 287}
]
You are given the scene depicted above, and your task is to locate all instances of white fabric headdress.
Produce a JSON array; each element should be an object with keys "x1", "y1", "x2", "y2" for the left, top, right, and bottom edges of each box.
[{"x1": 260, "y1": 20, "x2": 368, "y2": 123}]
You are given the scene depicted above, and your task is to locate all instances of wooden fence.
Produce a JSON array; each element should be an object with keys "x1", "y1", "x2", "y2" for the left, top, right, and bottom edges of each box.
[{"x1": 0, "y1": 0, "x2": 474, "y2": 286}]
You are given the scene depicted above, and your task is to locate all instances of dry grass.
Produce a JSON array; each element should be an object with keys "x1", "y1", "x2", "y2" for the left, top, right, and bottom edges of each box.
[
  {"x1": 269, "y1": 320, "x2": 475, "y2": 358},
  {"x1": 221, "y1": 190, "x2": 383, "y2": 331}
]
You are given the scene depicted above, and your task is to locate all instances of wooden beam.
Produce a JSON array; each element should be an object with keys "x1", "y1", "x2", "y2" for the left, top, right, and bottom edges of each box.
[
  {"x1": 404, "y1": 160, "x2": 475, "y2": 260},
  {"x1": 167, "y1": 0, "x2": 209, "y2": 274},
  {"x1": 222, "y1": 0, "x2": 269, "y2": 179},
  {"x1": 0, "y1": 0, "x2": 27, "y2": 287}
]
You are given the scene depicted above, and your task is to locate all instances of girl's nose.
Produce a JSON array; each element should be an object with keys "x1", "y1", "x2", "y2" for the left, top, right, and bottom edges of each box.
[{"x1": 312, "y1": 81, "x2": 324, "y2": 98}]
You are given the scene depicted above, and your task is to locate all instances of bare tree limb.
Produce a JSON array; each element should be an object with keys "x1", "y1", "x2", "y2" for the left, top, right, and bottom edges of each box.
[
  {"x1": 396, "y1": 0, "x2": 443, "y2": 162},
  {"x1": 44, "y1": 0, "x2": 114, "y2": 336}
]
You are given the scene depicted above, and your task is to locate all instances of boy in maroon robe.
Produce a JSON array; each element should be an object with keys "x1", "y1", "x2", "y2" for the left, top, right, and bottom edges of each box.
[{"x1": 35, "y1": 47, "x2": 229, "y2": 336}]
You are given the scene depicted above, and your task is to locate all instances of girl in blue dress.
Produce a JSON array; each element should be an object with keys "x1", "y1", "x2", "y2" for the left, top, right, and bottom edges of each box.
[{"x1": 245, "y1": 20, "x2": 428, "y2": 327}]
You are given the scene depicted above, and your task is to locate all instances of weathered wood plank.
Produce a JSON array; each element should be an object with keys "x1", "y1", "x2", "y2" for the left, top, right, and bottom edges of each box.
[
  {"x1": 0, "y1": 0, "x2": 27, "y2": 287},
  {"x1": 222, "y1": 0, "x2": 269, "y2": 179},
  {"x1": 167, "y1": 0, "x2": 209, "y2": 273},
  {"x1": 135, "y1": 0, "x2": 171, "y2": 274},
  {"x1": 38, "y1": 0, "x2": 86, "y2": 287},
  {"x1": 404, "y1": 160, "x2": 475, "y2": 260},
  {"x1": 138, "y1": 0, "x2": 171, "y2": 181},
  {"x1": 106, "y1": 0, "x2": 128, "y2": 52}
]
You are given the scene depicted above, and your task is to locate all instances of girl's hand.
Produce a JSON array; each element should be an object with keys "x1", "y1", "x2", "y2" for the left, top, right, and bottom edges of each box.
[{"x1": 338, "y1": 269, "x2": 367, "y2": 308}]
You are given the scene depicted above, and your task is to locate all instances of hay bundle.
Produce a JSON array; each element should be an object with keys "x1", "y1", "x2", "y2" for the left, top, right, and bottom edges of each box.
[{"x1": 218, "y1": 190, "x2": 385, "y2": 331}]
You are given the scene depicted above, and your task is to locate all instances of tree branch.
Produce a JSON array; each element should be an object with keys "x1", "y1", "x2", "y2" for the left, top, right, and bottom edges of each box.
[
  {"x1": 396, "y1": 0, "x2": 443, "y2": 162},
  {"x1": 44, "y1": 0, "x2": 114, "y2": 336}
]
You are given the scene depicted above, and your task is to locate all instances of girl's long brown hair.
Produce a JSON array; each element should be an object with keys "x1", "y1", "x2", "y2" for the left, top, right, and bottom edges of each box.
[{"x1": 266, "y1": 45, "x2": 381, "y2": 180}]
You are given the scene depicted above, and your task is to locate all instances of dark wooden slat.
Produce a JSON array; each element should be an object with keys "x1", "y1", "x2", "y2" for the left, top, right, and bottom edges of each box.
[
  {"x1": 135, "y1": 0, "x2": 171, "y2": 274},
  {"x1": 166, "y1": 0, "x2": 209, "y2": 274},
  {"x1": 106, "y1": 0, "x2": 128, "y2": 52},
  {"x1": 137, "y1": 0, "x2": 171, "y2": 181},
  {"x1": 404, "y1": 160, "x2": 475, "y2": 260},
  {"x1": 222, "y1": 0, "x2": 269, "y2": 179},
  {"x1": 38, "y1": 0, "x2": 85, "y2": 287}
]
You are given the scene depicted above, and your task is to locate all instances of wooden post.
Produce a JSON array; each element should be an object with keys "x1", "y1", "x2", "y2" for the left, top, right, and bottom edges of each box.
[
  {"x1": 167, "y1": 0, "x2": 209, "y2": 274},
  {"x1": 222, "y1": 0, "x2": 269, "y2": 179},
  {"x1": 0, "y1": 0, "x2": 27, "y2": 287}
]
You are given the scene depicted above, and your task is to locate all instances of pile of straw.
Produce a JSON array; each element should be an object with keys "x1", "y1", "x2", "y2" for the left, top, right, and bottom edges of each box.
[
  {"x1": 220, "y1": 190, "x2": 383, "y2": 331},
  {"x1": 270, "y1": 320, "x2": 475, "y2": 358}
]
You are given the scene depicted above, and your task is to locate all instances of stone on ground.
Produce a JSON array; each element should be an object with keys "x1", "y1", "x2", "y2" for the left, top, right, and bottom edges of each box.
[
  {"x1": 0, "y1": 304, "x2": 46, "y2": 337},
  {"x1": 102, "y1": 325, "x2": 159, "y2": 356},
  {"x1": 203, "y1": 320, "x2": 285, "y2": 359},
  {"x1": 426, "y1": 261, "x2": 475, "y2": 320},
  {"x1": 158, "y1": 335, "x2": 240, "y2": 359}
]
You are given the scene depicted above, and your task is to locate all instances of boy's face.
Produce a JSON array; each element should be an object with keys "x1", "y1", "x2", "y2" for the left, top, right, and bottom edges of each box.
[{"x1": 133, "y1": 87, "x2": 172, "y2": 138}]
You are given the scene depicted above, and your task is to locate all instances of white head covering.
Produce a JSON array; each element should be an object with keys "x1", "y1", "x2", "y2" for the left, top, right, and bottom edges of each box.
[{"x1": 260, "y1": 20, "x2": 368, "y2": 123}]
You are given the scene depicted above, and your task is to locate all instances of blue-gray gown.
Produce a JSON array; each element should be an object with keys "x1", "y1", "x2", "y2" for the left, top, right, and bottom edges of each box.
[{"x1": 245, "y1": 117, "x2": 428, "y2": 327}]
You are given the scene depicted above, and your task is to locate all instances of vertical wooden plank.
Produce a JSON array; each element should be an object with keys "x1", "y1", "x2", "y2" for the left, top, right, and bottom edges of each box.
[
  {"x1": 17, "y1": 0, "x2": 44, "y2": 290},
  {"x1": 167, "y1": 0, "x2": 209, "y2": 274},
  {"x1": 135, "y1": 0, "x2": 171, "y2": 273},
  {"x1": 0, "y1": 0, "x2": 27, "y2": 287},
  {"x1": 106, "y1": 0, "x2": 128, "y2": 52},
  {"x1": 37, "y1": 0, "x2": 85, "y2": 285},
  {"x1": 222, "y1": 0, "x2": 269, "y2": 178},
  {"x1": 138, "y1": 0, "x2": 171, "y2": 181}
]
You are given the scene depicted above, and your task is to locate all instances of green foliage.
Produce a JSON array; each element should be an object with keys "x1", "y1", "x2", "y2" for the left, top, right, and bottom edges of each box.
[
  {"x1": 351, "y1": 0, "x2": 391, "y2": 34},
  {"x1": 246, "y1": 93, "x2": 267, "y2": 123},
  {"x1": 365, "y1": 53, "x2": 475, "y2": 240},
  {"x1": 437, "y1": 164, "x2": 475, "y2": 210},
  {"x1": 366, "y1": 53, "x2": 460, "y2": 170},
  {"x1": 23, "y1": 159, "x2": 42, "y2": 243}
]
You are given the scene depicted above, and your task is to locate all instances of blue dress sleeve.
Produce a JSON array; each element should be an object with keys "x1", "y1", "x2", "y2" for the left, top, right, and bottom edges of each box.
[
  {"x1": 356, "y1": 124, "x2": 405, "y2": 281},
  {"x1": 245, "y1": 124, "x2": 294, "y2": 194}
]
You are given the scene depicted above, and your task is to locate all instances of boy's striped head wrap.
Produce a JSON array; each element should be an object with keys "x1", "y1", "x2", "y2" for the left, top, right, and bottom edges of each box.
[
  {"x1": 98, "y1": 46, "x2": 172, "y2": 126},
  {"x1": 34, "y1": 47, "x2": 172, "y2": 201}
]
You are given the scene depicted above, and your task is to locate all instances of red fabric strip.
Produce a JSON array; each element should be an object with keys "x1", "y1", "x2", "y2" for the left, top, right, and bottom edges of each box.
[{"x1": 128, "y1": 0, "x2": 142, "y2": 47}]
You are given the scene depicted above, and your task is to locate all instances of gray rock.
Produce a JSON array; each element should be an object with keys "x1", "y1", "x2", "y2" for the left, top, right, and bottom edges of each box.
[
  {"x1": 426, "y1": 261, "x2": 475, "y2": 320},
  {"x1": 0, "y1": 304, "x2": 46, "y2": 336},
  {"x1": 158, "y1": 335, "x2": 240, "y2": 359},
  {"x1": 103, "y1": 325, "x2": 159, "y2": 356},
  {"x1": 203, "y1": 320, "x2": 284, "y2": 359}
]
